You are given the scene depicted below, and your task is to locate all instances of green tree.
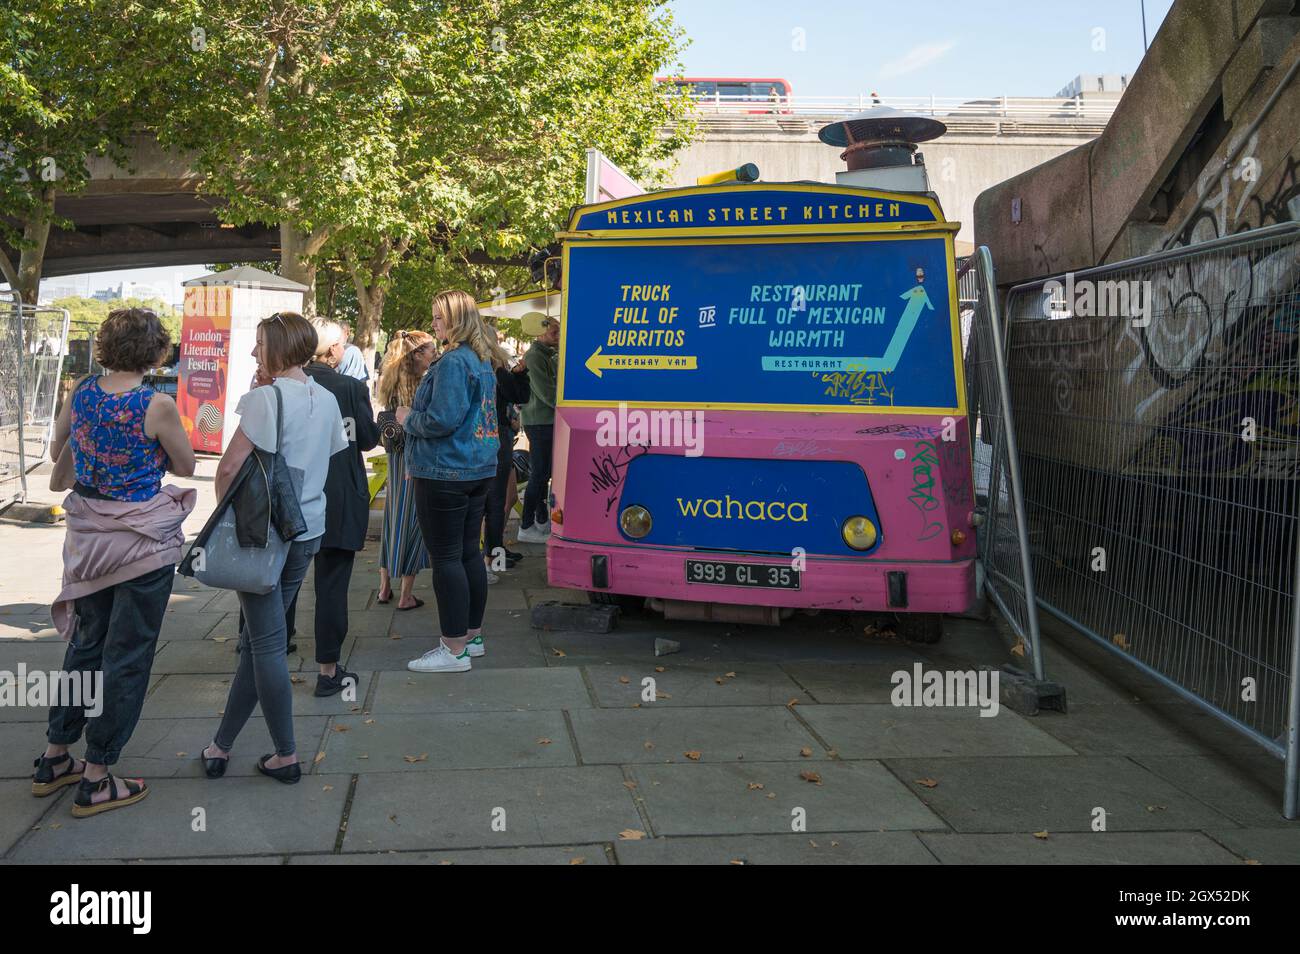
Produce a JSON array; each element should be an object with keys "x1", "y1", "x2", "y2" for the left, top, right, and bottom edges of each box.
[{"x1": 0, "y1": 1, "x2": 185, "y2": 302}]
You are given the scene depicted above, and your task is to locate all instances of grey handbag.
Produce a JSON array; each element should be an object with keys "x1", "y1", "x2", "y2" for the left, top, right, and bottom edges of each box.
[{"x1": 179, "y1": 384, "x2": 305, "y2": 594}]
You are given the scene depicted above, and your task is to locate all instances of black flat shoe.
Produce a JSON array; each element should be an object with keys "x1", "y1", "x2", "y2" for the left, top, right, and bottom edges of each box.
[
  {"x1": 256, "y1": 754, "x2": 301, "y2": 784},
  {"x1": 314, "y1": 666, "x2": 359, "y2": 698},
  {"x1": 505, "y1": 550, "x2": 524, "y2": 567},
  {"x1": 200, "y1": 744, "x2": 228, "y2": 779}
]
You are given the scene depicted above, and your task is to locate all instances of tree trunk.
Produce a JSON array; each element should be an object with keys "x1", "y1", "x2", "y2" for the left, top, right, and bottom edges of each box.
[
  {"x1": 278, "y1": 222, "x2": 334, "y2": 315},
  {"x1": 1, "y1": 187, "x2": 56, "y2": 305}
]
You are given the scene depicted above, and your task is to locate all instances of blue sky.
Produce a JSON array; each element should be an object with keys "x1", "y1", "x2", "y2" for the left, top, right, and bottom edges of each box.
[
  {"x1": 665, "y1": 0, "x2": 1175, "y2": 97},
  {"x1": 28, "y1": 0, "x2": 1176, "y2": 297}
]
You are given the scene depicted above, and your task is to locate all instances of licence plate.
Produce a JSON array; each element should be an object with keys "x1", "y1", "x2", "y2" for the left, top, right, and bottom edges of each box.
[{"x1": 685, "y1": 559, "x2": 801, "y2": 590}]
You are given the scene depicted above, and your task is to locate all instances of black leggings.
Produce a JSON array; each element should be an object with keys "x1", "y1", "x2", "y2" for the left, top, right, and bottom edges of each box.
[
  {"x1": 521, "y1": 424, "x2": 553, "y2": 529},
  {"x1": 483, "y1": 427, "x2": 514, "y2": 559},
  {"x1": 413, "y1": 476, "x2": 491, "y2": 638}
]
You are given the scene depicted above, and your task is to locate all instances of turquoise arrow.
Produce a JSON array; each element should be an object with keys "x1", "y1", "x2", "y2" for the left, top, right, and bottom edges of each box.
[{"x1": 760, "y1": 284, "x2": 935, "y2": 373}]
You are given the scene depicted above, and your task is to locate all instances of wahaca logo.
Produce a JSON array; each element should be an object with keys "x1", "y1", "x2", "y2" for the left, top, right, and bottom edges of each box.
[{"x1": 677, "y1": 496, "x2": 808, "y2": 521}]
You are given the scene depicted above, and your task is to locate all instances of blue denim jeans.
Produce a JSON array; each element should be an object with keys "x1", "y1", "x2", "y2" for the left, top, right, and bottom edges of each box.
[
  {"x1": 215, "y1": 536, "x2": 320, "y2": 757},
  {"x1": 46, "y1": 564, "x2": 174, "y2": 765}
]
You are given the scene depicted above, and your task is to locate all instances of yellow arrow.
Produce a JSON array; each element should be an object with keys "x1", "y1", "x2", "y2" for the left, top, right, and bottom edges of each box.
[{"x1": 585, "y1": 346, "x2": 698, "y2": 378}]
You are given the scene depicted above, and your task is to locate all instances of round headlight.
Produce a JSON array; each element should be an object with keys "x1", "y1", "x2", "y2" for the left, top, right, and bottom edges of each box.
[
  {"x1": 841, "y1": 515, "x2": 878, "y2": 550},
  {"x1": 620, "y1": 505, "x2": 653, "y2": 538}
]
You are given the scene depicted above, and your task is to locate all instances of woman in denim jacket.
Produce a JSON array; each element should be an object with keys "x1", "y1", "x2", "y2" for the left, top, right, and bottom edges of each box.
[{"x1": 397, "y1": 290, "x2": 507, "y2": 672}]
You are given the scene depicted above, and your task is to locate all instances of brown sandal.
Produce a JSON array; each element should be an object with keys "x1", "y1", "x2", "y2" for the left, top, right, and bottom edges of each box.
[{"x1": 71, "y1": 772, "x2": 149, "y2": 817}]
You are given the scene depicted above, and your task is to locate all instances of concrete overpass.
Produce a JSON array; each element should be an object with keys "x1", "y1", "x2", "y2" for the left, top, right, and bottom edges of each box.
[{"x1": 14, "y1": 97, "x2": 1116, "y2": 277}]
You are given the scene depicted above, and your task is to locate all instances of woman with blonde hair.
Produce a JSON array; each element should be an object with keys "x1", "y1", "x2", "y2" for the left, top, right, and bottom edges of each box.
[
  {"x1": 375, "y1": 330, "x2": 435, "y2": 610},
  {"x1": 397, "y1": 290, "x2": 501, "y2": 672}
]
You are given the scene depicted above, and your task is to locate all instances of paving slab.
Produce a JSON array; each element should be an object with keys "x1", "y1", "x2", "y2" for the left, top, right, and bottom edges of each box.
[
  {"x1": 157, "y1": 613, "x2": 225, "y2": 641},
  {"x1": 319, "y1": 710, "x2": 577, "y2": 771},
  {"x1": 141, "y1": 672, "x2": 376, "y2": 719},
  {"x1": 0, "y1": 618, "x2": 58, "y2": 640},
  {"x1": 918, "y1": 831, "x2": 1247, "y2": 864},
  {"x1": 586, "y1": 662, "x2": 808, "y2": 708},
  {"x1": 289, "y1": 845, "x2": 611, "y2": 864},
  {"x1": 369, "y1": 667, "x2": 591, "y2": 713},
  {"x1": 9, "y1": 774, "x2": 351, "y2": 860},
  {"x1": 1031, "y1": 701, "x2": 1264, "y2": 757},
  {"x1": 569, "y1": 706, "x2": 822, "y2": 764},
  {"x1": 292, "y1": 610, "x2": 395, "y2": 639},
  {"x1": 342, "y1": 767, "x2": 642, "y2": 851},
  {"x1": 796, "y1": 704, "x2": 1076, "y2": 759},
  {"x1": 628, "y1": 760, "x2": 945, "y2": 836},
  {"x1": 1205, "y1": 828, "x2": 1300, "y2": 864},
  {"x1": 160, "y1": 589, "x2": 223, "y2": 614},
  {"x1": 781, "y1": 662, "x2": 926, "y2": 704},
  {"x1": 0, "y1": 780, "x2": 62, "y2": 855},
  {"x1": 614, "y1": 831, "x2": 936, "y2": 864},
  {"x1": 0, "y1": 639, "x2": 71, "y2": 671},
  {"x1": 1131, "y1": 754, "x2": 1295, "y2": 828},
  {"x1": 884, "y1": 756, "x2": 1241, "y2": 833}
]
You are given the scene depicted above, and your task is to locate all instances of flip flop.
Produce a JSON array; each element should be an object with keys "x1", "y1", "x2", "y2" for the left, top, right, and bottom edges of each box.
[
  {"x1": 396, "y1": 597, "x2": 425, "y2": 612},
  {"x1": 376, "y1": 591, "x2": 393, "y2": 604}
]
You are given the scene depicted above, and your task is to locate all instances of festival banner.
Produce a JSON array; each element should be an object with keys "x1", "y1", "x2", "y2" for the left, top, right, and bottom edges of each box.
[{"x1": 177, "y1": 285, "x2": 232, "y2": 453}]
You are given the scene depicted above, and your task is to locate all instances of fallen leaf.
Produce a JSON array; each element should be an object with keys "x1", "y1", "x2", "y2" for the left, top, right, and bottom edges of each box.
[
  {"x1": 390, "y1": 633, "x2": 402, "y2": 640},
  {"x1": 569, "y1": 857, "x2": 586, "y2": 865},
  {"x1": 799, "y1": 747, "x2": 813, "y2": 758},
  {"x1": 1145, "y1": 804, "x2": 1166, "y2": 813},
  {"x1": 313, "y1": 751, "x2": 326, "y2": 765},
  {"x1": 1033, "y1": 830, "x2": 1049, "y2": 840},
  {"x1": 48, "y1": 822, "x2": 61, "y2": 830},
  {"x1": 618, "y1": 675, "x2": 630, "y2": 684},
  {"x1": 786, "y1": 698, "x2": 799, "y2": 708},
  {"x1": 1010, "y1": 639, "x2": 1026, "y2": 657},
  {"x1": 654, "y1": 666, "x2": 665, "y2": 673},
  {"x1": 643, "y1": 741, "x2": 655, "y2": 750},
  {"x1": 655, "y1": 690, "x2": 671, "y2": 699},
  {"x1": 388, "y1": 813, "x2": 398, "y2": 823},
  {"x1": 714, "y1": 677, "x2": 724, "y2": 685},
  {"x1": 766, "y1": 792, "x2": 777, "y2": 799},
  {"x1": 332, "y1": 724, "x2": 349, "y2": 733},
  {"x1": 683, "y1": 750, "x2": 702, "y2": 761},
  {"x1": 729, "y1": 859, "x2": 745, "y2": 865},
  {"x1": 916, "y1": 778, "x2": 939, "y2": 789},
  {"x1": 800, "y1": 770, "x2": 822, "y2": 785},
  {"x1": 809, "y1": 839, "x2": 819, "y2": 847},
  {"x1": 322, "y1": 784, "x2": 334, "y2": 792},
  {"x1": 175, "y1": 752, "x2": 187, "y2": 758},
  {"x1": 551, "y1": 647, "x2": 567, "y2": 657},
  {"x1": 290, "y1": 675, "x2": 304, "y2": 684},
  {"x1": 747, "y1": 782, "x2": 765, "y2": 791},
  {"x1": 212, "y1": 636, "x2": 230, "y2": 643},
  {"x1": 622, "y1": 780, "x2": 637, "y2": 790},
  {"x1": 357, "y1": 754, "x2": 369, "y2": 759},
  {"x1": 403, "y1": 753, "x2": 428, "y2": 763},
  {"x1": 618, "y1": 829, "x2": 646, "y2": 840},
  {"x1": 537, "y1": 737, "x2": 553, "y2": 745},
  {"x1": 724, "y1": 671, "x2": 736, "y2": 678},
  {"x1": 1112, "y1": 633, "x2": 1130, "y2": 650}
]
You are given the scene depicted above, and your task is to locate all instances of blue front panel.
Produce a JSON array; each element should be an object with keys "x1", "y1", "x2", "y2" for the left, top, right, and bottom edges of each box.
[
  {"x1": 561, "y1": 236, "x2": 957, "y2": 410},
  {"x1": 617, "y1": 455, "x2": 881, "y2": 556}
]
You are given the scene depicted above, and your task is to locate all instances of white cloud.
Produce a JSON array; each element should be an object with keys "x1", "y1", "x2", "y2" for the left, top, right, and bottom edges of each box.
[{"x1": 877, "y1": 40, "x2": 957, "y2": 79}]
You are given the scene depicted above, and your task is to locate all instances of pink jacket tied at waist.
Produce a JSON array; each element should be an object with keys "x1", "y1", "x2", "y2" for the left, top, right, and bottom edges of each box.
[{"x1": 52, "y1": 485, "x2": 197, "y2": 640}]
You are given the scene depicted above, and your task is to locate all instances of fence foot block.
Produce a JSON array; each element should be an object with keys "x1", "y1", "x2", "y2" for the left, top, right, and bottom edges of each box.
[
  {"x1": 530, "y1": 601, "x2": 620, "y2": 633},
  {"x1": 990, "y1": 664, "x2": 1067, "y2": 716}
]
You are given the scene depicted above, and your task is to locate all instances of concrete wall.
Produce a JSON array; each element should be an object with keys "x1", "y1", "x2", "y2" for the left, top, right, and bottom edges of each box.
[{"x1": 660, "y1": 124, "x2": 1100, "y2": 253}]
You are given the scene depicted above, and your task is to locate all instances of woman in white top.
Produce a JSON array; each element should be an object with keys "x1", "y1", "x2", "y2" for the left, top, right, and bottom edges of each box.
[{"x1": 200, "y1": 312, "x2": 347, "y2": 785}]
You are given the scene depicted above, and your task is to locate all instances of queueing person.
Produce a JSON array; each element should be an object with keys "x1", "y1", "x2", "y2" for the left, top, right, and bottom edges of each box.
[
  {"x1": 398, "y1": 290, "x2": 503, "y2": 673},
  {"x1": 515, "y1": 315, "x2": 559, "y2": 543},
  {"x1": 35, "y1": 307, "x2": 196, "y2": 816},
  {"x1": 483, "y1": 326, "x2": 531, "y2": 582},
  {"x1": 201, "y1": 312, "x2": 348, "y2": 784},
  {"x1": 375, "y1": 331, "x2": 435, "y2": 609},
  {"x1": 336, "y1": 321, "x2": 369, "y2": 382},
  {"x1": 284, "y1": 318, "x2": 380, "y2": 696}
]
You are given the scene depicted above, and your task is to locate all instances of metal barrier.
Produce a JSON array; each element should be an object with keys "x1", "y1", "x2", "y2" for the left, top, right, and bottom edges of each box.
[
  {"x1": 0, "y1": 293, "x2": 71, "y2": 511},
  {"x1": 961, "y1": 247, "x2": 1044, "y2": 679},
  {"x1": 1003, "y1": 222, "x2": 1300, "y2": 817}
]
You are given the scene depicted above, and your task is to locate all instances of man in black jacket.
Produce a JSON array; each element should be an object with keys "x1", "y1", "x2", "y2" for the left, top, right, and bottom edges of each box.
[{"x1": 289, "y1": 320, "x2": 381, "y2": 696}]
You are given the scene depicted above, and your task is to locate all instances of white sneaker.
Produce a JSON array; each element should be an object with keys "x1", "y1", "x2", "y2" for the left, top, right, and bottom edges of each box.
[
  {"x1": 516, "y1": 524, "x2": 550, "y2": 543},
  {"x1": 465, "y1": 635, "x2": 485, "y2": 657},
  {"x1": 486, "y1": 570, "x2": 500, "y2": 585},
  {"x1": 407, "y1": 641, "x2": 472, "y2": 673}
]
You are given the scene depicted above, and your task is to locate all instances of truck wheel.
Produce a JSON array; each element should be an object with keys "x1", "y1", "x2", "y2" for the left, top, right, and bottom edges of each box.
[
  {"x1": 895, "y1": 613, "x2": 943, "y2": 644},
  {"x1": 587, "y1": 591, "x2": 645, "y2": 614}
]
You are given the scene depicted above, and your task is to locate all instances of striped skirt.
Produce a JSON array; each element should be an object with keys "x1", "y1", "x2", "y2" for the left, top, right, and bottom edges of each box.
[{"x1": 379, "y1": 450, "x2": 429, "y2": 576}]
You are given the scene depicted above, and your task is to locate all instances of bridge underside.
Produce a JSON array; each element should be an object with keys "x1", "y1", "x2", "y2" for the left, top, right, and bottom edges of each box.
[{"x1": 3, "y1": 190, "x2": 280, "y2": 278}]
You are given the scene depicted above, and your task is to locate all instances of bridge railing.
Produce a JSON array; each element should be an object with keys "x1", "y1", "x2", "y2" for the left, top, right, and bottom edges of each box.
[{"x1": 678, "y1": 94, "x2": 1120, "y2": 122}]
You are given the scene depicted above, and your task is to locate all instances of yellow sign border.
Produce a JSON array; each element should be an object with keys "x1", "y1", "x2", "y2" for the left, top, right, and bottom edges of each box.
[{"x1": 556, "y1": 230, "x2": 966, "y2": 416}]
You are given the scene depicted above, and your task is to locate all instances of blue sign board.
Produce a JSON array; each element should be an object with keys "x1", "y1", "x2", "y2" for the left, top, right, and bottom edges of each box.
[
  {"x1": 558, "y1": 234, "x2": 960, "y2": 412},
  {"x1": 617, "y1": 454, "x2": 882, "y2": 555}
]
